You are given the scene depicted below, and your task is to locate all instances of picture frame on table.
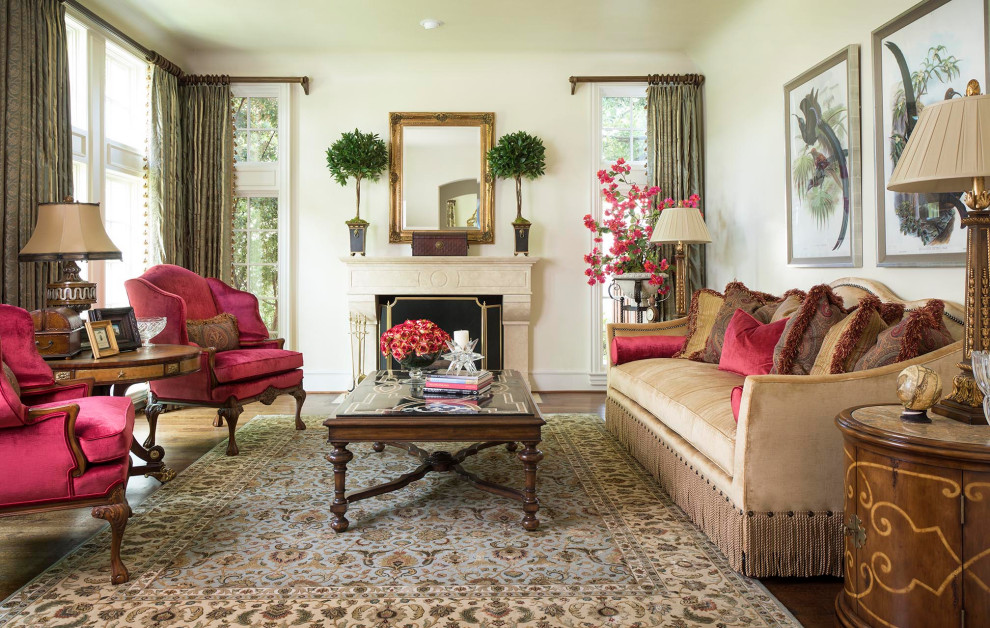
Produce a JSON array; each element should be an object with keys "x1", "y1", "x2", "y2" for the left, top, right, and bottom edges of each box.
[
  {"x1": 85, "y1": 320, "x2": 120, "y2": 359},
  {"x1": 90, "y1": 307, "x2": 141, "y2": 352},
  {"x1": 785, "y1": 44, "x2": 863, "y2": 267},
  {"x1": 873, "y1": 0, "x2": 989, "y2": 267}
]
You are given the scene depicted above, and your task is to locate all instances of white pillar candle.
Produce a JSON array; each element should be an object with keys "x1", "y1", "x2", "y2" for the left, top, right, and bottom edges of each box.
[{"x1": 454, "y1": 329, "x2": 470, "y2": 349}]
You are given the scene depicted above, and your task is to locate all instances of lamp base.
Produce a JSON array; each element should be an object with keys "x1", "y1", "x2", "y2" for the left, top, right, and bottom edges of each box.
[
  {"x1": 932, "y1": 369, "x2": 986, "y2": 425},
  {"x1": 45, "y1": 260, "x2": 97, "y2": 312}
]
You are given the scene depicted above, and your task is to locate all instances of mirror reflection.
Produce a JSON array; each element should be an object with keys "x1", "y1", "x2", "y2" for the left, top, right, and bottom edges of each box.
[{"x1": 402, "y1": 127, "x2": 481, "y2": 230}]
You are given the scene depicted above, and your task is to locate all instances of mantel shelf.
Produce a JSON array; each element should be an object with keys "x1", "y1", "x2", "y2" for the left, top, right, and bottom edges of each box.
[{"x1": 341, "y1": 256, "x2": 540, "y2": 265}]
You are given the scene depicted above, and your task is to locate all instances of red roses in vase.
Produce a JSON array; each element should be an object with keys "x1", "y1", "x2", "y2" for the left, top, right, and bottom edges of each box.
[{"x1": 380, "y1": 319, "x2": 451, "y2": 377}]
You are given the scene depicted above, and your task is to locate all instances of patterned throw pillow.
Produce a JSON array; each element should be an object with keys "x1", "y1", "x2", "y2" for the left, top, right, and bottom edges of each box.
[
  {"x1": 811, "y1": 295, "x2": 905, "y2": 375},
  {"x1": 186, "y1": 313, "x2": 241, "y2": 352},
  {"x1": 754, "y1": 289, "x2": 806, "y2": 324},
  {"x1": 2, "y1": 362, "x2": 20, "y2": 398},
  {"x1": 854, "y1": 300, "x2": 954, "y2": 371},
  {"x1": 701, "y1": 282, "x2": 772, "y2": 364},
  {"x1": 770, "y1": 284, "x2": 848, "y2": 375},
  {"x1": 674, "y1": 289, "x2": 725, "y2": 360}
]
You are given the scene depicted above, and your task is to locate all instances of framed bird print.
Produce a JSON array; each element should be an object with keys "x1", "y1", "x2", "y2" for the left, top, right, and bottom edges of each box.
[
  {"x1": 874, "y1": 0, "x2": 988, "y2": 266},
  {"x1": 785, "y1": 45, "x2": 862, "y2": 267}
]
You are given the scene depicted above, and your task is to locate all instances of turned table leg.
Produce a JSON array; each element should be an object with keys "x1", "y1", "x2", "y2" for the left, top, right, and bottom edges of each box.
[
  {"x1": 519, "y1": 441, "x2": 543, "y2": 531},
  {"x1": 372, "y1": 442, "x2": 386, "y2": 452},
  {"x1": 328, "y1": 442, "x2": 353, "y2": 532}
]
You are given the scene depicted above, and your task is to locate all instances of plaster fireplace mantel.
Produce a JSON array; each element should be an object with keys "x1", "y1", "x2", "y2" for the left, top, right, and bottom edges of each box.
[{"x1": 342, "y1": 256, "x2": 539, "y2": 379}]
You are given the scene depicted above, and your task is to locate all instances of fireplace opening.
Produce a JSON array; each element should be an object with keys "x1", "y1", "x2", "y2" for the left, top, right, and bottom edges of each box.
[{"x1": 377, "y1": 295, "x2": 503, "y2": 371}]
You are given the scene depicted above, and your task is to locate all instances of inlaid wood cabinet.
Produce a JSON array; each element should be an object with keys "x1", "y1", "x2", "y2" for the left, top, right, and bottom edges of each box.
[{"x1": 836, "y1": 405, "x2": 990, "y2": 627}]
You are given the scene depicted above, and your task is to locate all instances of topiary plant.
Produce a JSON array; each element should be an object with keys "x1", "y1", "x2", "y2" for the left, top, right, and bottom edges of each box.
[
  {"x1": 325, "y1": 129, "x2": 389, "y2": 224},
  {"x1": 487, "y1": 131, "x2": 546, "y2": 225}
]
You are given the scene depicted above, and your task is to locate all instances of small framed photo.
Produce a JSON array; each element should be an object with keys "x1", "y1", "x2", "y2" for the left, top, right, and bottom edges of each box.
[
  {"x1": 90, "y1": 307, "x2": 141, "y2": 352},
  {"x1": 85, "y1": 320, "x2": 120, "y2": 359}
]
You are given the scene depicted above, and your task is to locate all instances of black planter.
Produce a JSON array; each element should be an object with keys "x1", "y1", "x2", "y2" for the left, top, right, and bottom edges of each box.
[
  {"x1": 348, "y1": 221, "x2": 368, "y2": 256},
  {"x1": 513, "y1": 222, "x2": 531, "y2": 256}
]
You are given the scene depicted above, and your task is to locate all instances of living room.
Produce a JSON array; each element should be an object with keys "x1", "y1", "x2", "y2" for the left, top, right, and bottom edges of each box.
[{"x1": 1, "y1": 0, "x2": 987, "y2": 626}]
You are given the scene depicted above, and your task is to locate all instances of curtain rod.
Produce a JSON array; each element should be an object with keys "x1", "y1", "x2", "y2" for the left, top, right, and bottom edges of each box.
[
  {"x1": 61, "y1": 0, "x2": 310, "y2": 94},
  {"x1": 568, "y1": 74, "x2": 705, "y2": 95}
]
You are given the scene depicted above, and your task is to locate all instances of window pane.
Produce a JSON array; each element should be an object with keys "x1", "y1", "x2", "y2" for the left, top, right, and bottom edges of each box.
[
  {"x1": 72, "y1": 161, "x2": 88, "y2": 202},
  {"x1": 633, "y1": 136, "x2": 647, "y2": 162},
  {"x1": 232, "y1": 230, "x2": 247, "y2": 265},
  {"x1": 103, "y1": 171, "x2": 144, "y2": 307},
  {"x1": 602, "y1": 131, "x2": 631, "y2": 163},
  {"x1": 250, "y1": 197, "x2": 279, "y2": 230},
  {"x1": 235, "y1": 131, "x2": 249, "y2": 163},
  {"x1": 631, "y1": 97, "x2": 647, "y2": 130},
  {"x1": 232, "y1": 97, "x2": 248, "y2": 129},
  {"x1": 232, "y1": 264, "x2": 247, "y2": 290},
  {"x1": 259, "y1": 299, "x2": 278, "y2": 332},
  {"x1": 249, "y1": 232, "x2": 278, "y2": 264},
  {"x1": 601, "y1": 97, "x2": 631, "y2": 129},
  {"x1": 248, "y1": 265, "x2": 277, "y2": 299},
  {"x1": 65, "y1": 17, "x2": 87, "y2": 132},
  {"x1": 104, "y1": 43, "x2": 147, "y2": 149},
  {"x1": 249, "y1": 97, "x2": 278, "y2": 129},
  {"x1": 249, "y1": 130, "x2": 278, "y2": 162},
  {"x1": 233, "y1": 197, "x2": 248, "y2": 230}
]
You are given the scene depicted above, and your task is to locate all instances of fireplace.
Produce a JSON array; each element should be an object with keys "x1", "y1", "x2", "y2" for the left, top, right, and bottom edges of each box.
[{"x1": 377, "y1": 295, "x2": 503, "y2": 370}]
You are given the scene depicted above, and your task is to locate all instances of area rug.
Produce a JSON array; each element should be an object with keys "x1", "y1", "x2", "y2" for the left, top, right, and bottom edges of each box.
[{"x1": 0, "y1": 414, "x2": 798, "y2": 627}]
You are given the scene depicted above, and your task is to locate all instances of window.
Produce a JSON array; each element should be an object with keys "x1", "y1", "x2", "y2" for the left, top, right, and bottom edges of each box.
[
  {"x1": 65, "y1": 12, "x2": 149, "y2": 308},
  {"x1": 232, "y1": 86, "x2": 290, "y2": 340},
  {"x1": 589, "y1": 85, "x2": 649, "y2": 383}
]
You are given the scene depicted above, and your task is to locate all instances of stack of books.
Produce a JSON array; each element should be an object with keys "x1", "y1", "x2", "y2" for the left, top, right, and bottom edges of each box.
[{"x1": 423, "y1": 371, "x2": 493, "y2": 397}]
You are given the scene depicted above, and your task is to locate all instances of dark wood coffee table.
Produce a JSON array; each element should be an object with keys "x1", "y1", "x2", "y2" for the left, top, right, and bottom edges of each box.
[{"x1": 324, "y1": 369, "x2": 545, "y2": 532}]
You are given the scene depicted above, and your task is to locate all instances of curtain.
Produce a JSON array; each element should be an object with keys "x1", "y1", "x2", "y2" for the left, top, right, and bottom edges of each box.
[
  {"x1": 178, "y1": 76, "x2": 232, "y2": 279},
  {"x1": 646, "y1": 82, "x2": 705, "y2": 320},
  {"x1": 0, "y1": 0, "x2": 72, "y2": 309},
  {"x1": 147, "y1": 61, "x2": 181, "y2": 268}
]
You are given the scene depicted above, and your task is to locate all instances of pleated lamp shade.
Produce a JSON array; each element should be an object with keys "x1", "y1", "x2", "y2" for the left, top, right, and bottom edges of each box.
[
  {"x1": 19, "y1": 200, "x2": 122, "y2": 261},
  {"x1": 650, "y1": 206, "x2": 712, "y2": 244},
  {"x1": 888, "y1": 92, "x2": 990, "y2": 193}
]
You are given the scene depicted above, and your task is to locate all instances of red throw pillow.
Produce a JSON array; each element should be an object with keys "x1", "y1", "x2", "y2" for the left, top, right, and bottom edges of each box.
[
  {"x1": 731, "y1": 385, "x2": 744, "y2": 423},
  {"x1": 610, "y1": 335, "x2": 686, "y2": 366},
  {"x1": 718, "y1": 309, "x2": 789, "y2": 376}
]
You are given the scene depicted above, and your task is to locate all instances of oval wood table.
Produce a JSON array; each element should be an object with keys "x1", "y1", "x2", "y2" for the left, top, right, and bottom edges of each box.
[
  {"x1": 835, "y1": 405, "x2": 990, "y2": 628},
  {"x1": 46, "y1": 344, "x2": 201, "y2": 483}
]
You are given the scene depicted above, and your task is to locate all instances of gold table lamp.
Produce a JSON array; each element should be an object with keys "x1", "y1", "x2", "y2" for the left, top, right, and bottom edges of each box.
[
  {"x1": 650, "y1": 205, "x2": 712, "y2": 317},
  {"x1": 18, "y1": 198, "x2": 122, "y2": 312},
  {"x1": 887, "y1": 79, "x2": 990, "y2": 424}
]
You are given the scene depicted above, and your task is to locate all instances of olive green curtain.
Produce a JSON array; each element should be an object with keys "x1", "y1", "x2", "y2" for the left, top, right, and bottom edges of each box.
[
  {"x1": 177, "y1": 77, "x2": 232, "y2": 280},
  {"x1": 646, "y1": 82, "x2": 705, "y2": 320},
  {"x1": 147, "y1": 64, "x2": 181, "y2": 268},
  {"x1": 0, "y1": 0, "x2": 72, "y2": 309}
]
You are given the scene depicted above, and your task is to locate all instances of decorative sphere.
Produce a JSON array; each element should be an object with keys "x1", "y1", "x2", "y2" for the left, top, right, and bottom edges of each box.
[{"x1": 896, "y1": 365, "x2": 942, "y2": 411}]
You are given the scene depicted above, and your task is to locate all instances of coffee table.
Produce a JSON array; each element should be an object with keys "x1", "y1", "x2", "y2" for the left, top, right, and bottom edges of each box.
[{"x1": 324, "y1": 369, "x2": 545, "y2": 532}]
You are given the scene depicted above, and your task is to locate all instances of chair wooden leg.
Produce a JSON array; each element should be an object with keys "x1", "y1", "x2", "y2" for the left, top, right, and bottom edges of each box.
[
  {"x1": 218, "y1": 401, "x2": 244, "y2": 456},
  {"x1": 143, "y1": 394, "x2": 165, "y2": 448},
  {"x1": 91, "y1": 485, "x2": 131, "y2": 584},
  {"x1": 212, "y1": 413, "x2": 224, "y2": 428},
  {"x1": 291, "y1": 388, "x2": 307, "y2": 430}
]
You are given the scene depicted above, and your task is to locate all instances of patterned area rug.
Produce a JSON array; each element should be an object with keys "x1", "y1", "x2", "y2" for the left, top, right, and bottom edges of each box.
[{"x1": 0, "y1": 414, "x2": 798, "y2": 627}]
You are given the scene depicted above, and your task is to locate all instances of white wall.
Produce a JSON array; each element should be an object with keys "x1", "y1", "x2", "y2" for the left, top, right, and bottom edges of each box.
[
  {"x1": 690, "y1": 0, "x2": 965, "y2": 304},
  {"x1": 188, "y1": 51, "x2": 698, "y2": 390}
]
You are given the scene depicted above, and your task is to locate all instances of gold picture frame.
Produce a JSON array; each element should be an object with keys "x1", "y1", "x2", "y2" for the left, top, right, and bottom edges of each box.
[{"x1": 85, "y1": 320, "x2": 120, "y2": 359}]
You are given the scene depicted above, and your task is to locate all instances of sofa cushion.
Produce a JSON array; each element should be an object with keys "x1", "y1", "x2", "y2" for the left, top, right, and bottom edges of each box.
[
  {"x1": 610, "y1": 335, "x2": 685, "y2": 366},
  {"x1": 610, "y1": 358, "x2": 742, "y2": 475},
  {"x1": 855, "y1": 300, "x2": 954, "y2": 371},
  {"x1": 187, "y1": 312, "x2": 241, "y2": 352},
  {"x1": 675, "y1": 289, "x2": 724, "y2": 360},
  {"x1": 771, "y1": 284, "x2": 848, "y2": 375},
  {"x1": 754, "y1": 289, "x2": 806, "y2": 324},
  {"x1": 701, "y1": 282, "x2": 771, "y2": 364},
  {"x1": 33, "y1": 396, "x2": 135, "y2": 463},
  {"x1": 730, "y1": 385, "x2": 744, "y2": 422},
  {"x1": 811, "y1": 295, "x2": 904, "y2": 375},
  {"x1": 212, "y1": 348, "x2": 304, "y2": 384},
  {"x1": 718, "y1": 310, "x2": 789, "y2": 376}
]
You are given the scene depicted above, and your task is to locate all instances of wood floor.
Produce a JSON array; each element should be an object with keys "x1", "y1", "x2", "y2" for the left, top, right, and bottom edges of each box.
[{"x1": 0, "y1": 392, "x2": 838, "y2": 626}]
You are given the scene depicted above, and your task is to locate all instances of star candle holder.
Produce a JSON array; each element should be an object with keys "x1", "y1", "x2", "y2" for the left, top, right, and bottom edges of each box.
[{"x1": 442, "y1": 338, "x2": 484, "y2": 374}]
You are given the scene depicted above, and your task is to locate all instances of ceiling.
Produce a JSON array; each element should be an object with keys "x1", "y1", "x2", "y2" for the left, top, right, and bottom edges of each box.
[{"x1": 79, "y1": 0, "x2": 748, "y2": 55}]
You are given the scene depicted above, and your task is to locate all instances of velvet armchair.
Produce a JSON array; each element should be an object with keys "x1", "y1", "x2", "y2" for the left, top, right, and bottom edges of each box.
[
  {"x1": 124, "y1": 264, "x2": 306, "y2": 456},
  {"x1": 0, "y1": 304, "x2": 135, "y2": 584}
]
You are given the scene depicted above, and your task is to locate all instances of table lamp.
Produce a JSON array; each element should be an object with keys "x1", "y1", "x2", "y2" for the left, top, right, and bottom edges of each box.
[
  {"x1": 887, "y1": 78, "x2": 990, "y2": 424},
  {"x1": 18, "y1": 198, "x2": 122, "y2": 312},
  {"x1": 650, "y1": 205, "x2": 712, "y2": 317}
]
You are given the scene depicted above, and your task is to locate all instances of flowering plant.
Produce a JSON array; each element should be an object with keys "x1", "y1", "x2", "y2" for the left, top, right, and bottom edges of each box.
[
  {"x1": 380, "y1": 319, "x2": 451, "y2": 362},
  {"x1": 582, "y1": 158, "x2": 700, "y2": 293}
]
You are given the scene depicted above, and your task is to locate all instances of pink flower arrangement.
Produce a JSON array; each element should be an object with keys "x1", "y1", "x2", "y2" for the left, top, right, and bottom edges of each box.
[
  {"x1": 380, "y1": 319, "x2": 451, "y2": 362},
  {"x1": 583, "y1": 158, "x2": 700, "y2": 293}
]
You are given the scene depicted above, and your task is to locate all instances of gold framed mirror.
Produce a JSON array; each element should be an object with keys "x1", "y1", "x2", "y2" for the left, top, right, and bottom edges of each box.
[{"x1": 388, "y1": 112, "x2": 495, "y2": 244}]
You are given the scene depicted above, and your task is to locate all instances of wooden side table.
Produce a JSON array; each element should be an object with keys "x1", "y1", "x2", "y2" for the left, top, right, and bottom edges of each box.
[
  {"x1": 836, "y1": 405, "x2": 990, "y2": 627},
  {"x1": 47, "y1": 344, "x2": 201, "y2": 483}
]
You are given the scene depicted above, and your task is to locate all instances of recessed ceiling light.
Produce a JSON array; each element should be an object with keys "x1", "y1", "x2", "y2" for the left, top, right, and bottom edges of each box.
[{"x1": 420, "y1": 18, "x2": 444, "y2": 30}]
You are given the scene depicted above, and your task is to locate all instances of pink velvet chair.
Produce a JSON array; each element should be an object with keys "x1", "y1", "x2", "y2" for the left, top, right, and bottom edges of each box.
[
  {"x1": 125, "y1": 264, "x2": 306, "y2": 456},
  {"x1": 0, "y1": 304, "x2": 135, "y2": 584}
]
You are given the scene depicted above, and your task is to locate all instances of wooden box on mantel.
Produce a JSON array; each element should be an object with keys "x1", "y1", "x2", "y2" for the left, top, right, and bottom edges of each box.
[
  {"x1": 412, "y1": 232, "x2": 468, "y2": 256},
  {"x1": 31, "y1": 307, "x2": 84, "y2": 358}
]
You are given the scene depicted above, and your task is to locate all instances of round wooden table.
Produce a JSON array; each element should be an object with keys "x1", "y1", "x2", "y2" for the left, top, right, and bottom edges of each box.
[{"x1": 47, "y1": 344, "x2": 201, "y2": 483}]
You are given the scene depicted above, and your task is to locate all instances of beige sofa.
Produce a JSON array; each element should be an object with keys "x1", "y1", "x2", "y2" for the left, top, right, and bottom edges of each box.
[{"x1": 605, "y1": 277, "x2": 964, "y2": 578}]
